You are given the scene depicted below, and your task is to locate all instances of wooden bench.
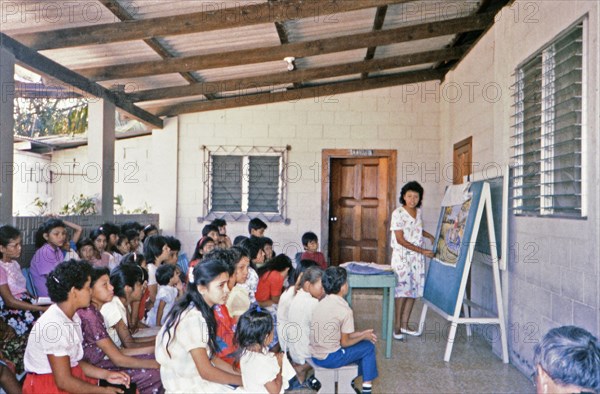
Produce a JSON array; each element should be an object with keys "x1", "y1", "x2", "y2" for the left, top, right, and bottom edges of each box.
[{"x1": 306, "y1": 359, "x2": 358, "y2": 394}]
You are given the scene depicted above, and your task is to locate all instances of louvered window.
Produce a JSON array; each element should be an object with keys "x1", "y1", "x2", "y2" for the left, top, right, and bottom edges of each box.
[
  {"x1": 512, "y1": 22, "x2": 585, "y2": 218},
  {"x1": 201, "y1": 146, "x2": 289, "y2": 223}
]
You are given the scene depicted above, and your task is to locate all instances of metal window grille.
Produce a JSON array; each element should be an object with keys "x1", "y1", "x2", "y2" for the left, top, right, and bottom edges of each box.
[{"x1": 512, "y1": 22, "x2": 584, "y2": 218}]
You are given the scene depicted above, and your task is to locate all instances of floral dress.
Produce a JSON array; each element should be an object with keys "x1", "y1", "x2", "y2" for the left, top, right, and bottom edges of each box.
[
  {"x1": 77, "y1": 304, "x2": 164, "y2": 394},
  {"x1": 0, "y1": 261, "x2": 43, "y2": 373},
  {"x1": 390, "y1": 207, "x2": 426, "y2": 298}
]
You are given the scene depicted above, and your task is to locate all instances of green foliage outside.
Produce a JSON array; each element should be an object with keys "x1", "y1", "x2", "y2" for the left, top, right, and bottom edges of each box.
[{"x1": 14, "y1": 98, "x2": 88, "y2": 137}]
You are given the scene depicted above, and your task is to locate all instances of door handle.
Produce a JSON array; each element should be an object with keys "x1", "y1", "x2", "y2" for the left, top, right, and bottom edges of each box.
[{"x1": 330, "y1": 217, "x2": 338, "y2": 222}]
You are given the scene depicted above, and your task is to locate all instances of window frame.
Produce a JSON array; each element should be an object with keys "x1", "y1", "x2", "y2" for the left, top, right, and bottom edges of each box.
[{"x1": 511, "y1": 19, "x2": 587, "y2": 219}]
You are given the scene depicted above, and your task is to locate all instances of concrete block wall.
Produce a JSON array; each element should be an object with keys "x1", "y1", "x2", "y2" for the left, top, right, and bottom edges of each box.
[
  {"x1": 12, "y1": 151, "x2": 53, "y2": 216},
  {"x1": 176, "y1": 83, "x2": 444, "y2": 259},
  {"x1": 439, "y1": 0, "x2": 600, "y2": 377}
]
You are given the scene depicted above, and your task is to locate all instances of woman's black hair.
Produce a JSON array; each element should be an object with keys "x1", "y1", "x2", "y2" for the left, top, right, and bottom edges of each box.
[
  {"x1": 233, "y1": 235, "x2": 248, "y2": 246},
  {"x1": 233, "y1": 307, "x2": 274, "y2": 363},
  {"x1": 90, "y1": 266, "x2": 110, "y2": 287},
  {"x1": 400, "y1": 181, "x2": 424, "y2": 208},
  {"x1": 110, "y1": 264, "x2": 144, "y2": 298},
  {"x1": 34, "y1": 218, "x2": 65, "y2": 249},
  {"x1": 322, "y1": 266, "x2": 348, "y2": 295},
  {"x1": 290, "y1": 259, "x2": 318, "y2": 285},
  {"x1": 89, "y1": 228, "x2": 106, "y2": 243},
  {"x1": 256, "y1": 253, "x2": 293, "y2": 278},
  {"x1": 0, "y1": 225, "x2": 21, "y2": 259},
  {"x1": 156, "y1": 264, "x2": 177, "y2": 286},
  {"x1": 46, "y1": 259, "x2": 92, "y2": 303},
  {"x1": 190, "y1": 236, "x2": 215, "y2": 261},
  {"x1": 165, "y1": 236, "x2": 181, "y2": 252},
  {"x1": 162, "y1": 258, "x2": 229, "y2": 359},
  {"x1": 203, "y1": 248, "x2": 236, "y2": 275},
  {"x1": 143, "y1": 224, "x2": 158, "y2": 237},
  {"x1": 120, "y1": 252, "x2": 146, "y2": 268},
  {"x1": 143, "y1": 235, "x2": 168, "y2": 265}
]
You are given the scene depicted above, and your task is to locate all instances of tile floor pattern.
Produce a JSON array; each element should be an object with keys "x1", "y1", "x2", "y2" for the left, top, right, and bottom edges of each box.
[{"x1": 287, "y1": 290, "x2": 534, "y2": 393}]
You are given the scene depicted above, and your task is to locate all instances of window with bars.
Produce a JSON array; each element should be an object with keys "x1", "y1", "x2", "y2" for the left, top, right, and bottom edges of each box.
[
  {"x1": 200, "y1": 146, "x2": 289, "y2": 223},
  {"x1": 512, "y1": 22, "x2": 585, "y2": 218}
]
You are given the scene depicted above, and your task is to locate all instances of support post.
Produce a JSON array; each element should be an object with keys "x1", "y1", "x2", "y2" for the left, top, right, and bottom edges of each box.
[
  {"x1": 88, "y1": 99, "x2": 115, "y2": 221},
  {"x1": 0, "y1": 47, "x2": 15, "y2": 224}
]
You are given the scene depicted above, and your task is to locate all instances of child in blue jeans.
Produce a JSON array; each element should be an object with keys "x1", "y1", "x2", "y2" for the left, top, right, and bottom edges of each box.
[{"x1": 309, "y1": 267, "x2": 378, "y2": 394}]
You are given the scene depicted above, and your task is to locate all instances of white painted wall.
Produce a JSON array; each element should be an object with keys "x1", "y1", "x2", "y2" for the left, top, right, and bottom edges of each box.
[
  {"x1": 12, "y1": 150, "x2": 53, "y2": 216},
  {"x1": 176, "y1": 83, "x2": 445, "y2": 260},
  {"x1": 439, "y1": 0, "x2": 600, "y2": 376}
]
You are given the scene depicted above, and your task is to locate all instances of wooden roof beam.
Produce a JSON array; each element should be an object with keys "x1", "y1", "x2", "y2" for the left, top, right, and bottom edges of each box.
[
  {"x1": 129, "y1": 46, "x2": 467, "y2": 102},
  {"x1": 13, "y1": 0, "x2": 413, "y2": 51},
  {"x1": 75, "y1": 12, "x2": 495, "y2": 81},
  {"x1": 145, "y1": 68, "x2": 448, "y2": 117},
  {"x1": 0, "y1": 33, "x2": 163, "y2": 129},
  {"x1": 362, "y1": 5, "x2": 388, "y2": 79}
]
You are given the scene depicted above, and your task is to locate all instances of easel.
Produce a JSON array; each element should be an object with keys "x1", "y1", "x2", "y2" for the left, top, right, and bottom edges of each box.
[{"x1": 414, "y1": 181, "x2": 508, "y2": 363}]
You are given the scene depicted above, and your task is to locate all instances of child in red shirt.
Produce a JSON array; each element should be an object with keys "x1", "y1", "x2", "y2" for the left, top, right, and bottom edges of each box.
[{"x1": 300, "y1": 232, "x2": 327, "y2": 270}]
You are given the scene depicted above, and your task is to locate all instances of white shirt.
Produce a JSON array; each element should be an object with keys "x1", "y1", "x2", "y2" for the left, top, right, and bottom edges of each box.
[
  {"x1": 240, "y1": 349, "x2": 294, "y2": 394},
  {"x1": 276, "y1": 287, "x2": 296, "y2": 352},
  {"x1": 101, "y1": 296, "x2": 128, "y2": 348},
  {"x1": 146, "y1": 285, "x2": 178, "y2": 327},
  {"x1": 24, "y1": 304, "x2": 84, "y2": 374},
  {"x1": 147, "y1": 263, "x2": 158, "y2": 286},
  {"x1": 288, "y1": 289, "x2": 319, "y2": 364},
  {"x1": 155, "y1": 307, "x2": 237, "y2": 393}
]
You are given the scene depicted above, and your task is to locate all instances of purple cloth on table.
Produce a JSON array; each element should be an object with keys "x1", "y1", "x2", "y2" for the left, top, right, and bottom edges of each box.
[
  {"x1": 344, "y1": 263, "x2": 395, "y2": 275},
  {"x1": 77, "y1": 304, "x2": 164, "y2": 394},
  {"x1": 30, "y1": 243, "x2": 64, "y2": 297}
]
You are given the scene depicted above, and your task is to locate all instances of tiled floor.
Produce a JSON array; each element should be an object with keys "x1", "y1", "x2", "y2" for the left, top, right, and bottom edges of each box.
[{"x1": 290, "y1": 290, "x2": 534, "y2": 393}]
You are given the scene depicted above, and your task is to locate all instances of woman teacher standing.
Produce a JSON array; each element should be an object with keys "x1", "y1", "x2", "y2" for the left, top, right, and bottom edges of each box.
[{"x1": 390, "y1": 181, "x2": 435, "y2": 340}]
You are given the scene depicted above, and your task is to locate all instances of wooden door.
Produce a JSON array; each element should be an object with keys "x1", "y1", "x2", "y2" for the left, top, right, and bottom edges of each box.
[
  {"x1": 453, "y1": 137, "x2": 473, "y2": 184},
  {"x1": 329, "y1": 157, "x2": 389, "y2": 265}
]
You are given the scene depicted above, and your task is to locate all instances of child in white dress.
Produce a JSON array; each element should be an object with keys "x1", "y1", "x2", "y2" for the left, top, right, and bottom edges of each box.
[
  {"x1": 235, "y1": 308, "x2": 295, "y2": 394},
  {"x1": 146, "y1": 264, "x2": 182, "y2": 327}
]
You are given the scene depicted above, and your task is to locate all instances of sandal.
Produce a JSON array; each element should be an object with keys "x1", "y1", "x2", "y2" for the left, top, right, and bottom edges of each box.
[
  {"x1": 304, "y1": 374, "x2": 321, "y2": 391},
  {"x1": 287, "y1": 376, "x2": 304, "y2": 391},
  {"x1": 351, "y1": 379, "x2": 362, "y2": 394}
]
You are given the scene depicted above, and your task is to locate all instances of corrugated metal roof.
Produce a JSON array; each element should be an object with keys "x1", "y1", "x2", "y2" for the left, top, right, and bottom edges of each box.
[
  {"x1": 383, "y1": 0, "x2": 481, "y2": 29},
  {"x1": 286, "y1": 8, "x2": 377, "y2": 42}
]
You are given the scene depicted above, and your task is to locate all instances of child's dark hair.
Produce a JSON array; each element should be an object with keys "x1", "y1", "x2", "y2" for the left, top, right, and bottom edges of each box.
[
  {"x1": 248, "y1": 218, "x2": 267, "y2": 234},
  {"x1": 322, "y1": 267, "x2": 347, "y2": 295},
  {"x1": 234, "y1": 307, "x2": 274, "y2": 362},
  {"x1": 233, "y1": 235, "x2": 248, "y2": 246},
  {"x1": 202, "y1": 224, "x2": 219, "y2": 237},
  {"x1": 110, "y1": 264, "x2": 145, "y2": 298},
  {"x1": 262, "y1": 237, "x2": 273, "y2": 246},
  {"x1": 89, "y1": 228, "x2": 106, "y2": 243},
  {"x1": 156, "y1": 264, "x2": 177, "y2": 286},
  {"x1": 289, "y1": 259, "x2": 318, "y2": 285},
  {"x1": 120, "y1": 252, "x2": 146, "y2": 267},
  {"x1": 162, "y1": 258, "x2": 229, "y2": 358},
  {"x1": 99, "y1": 222, "x2": 121, "y2": 240},
  {"x1": 46, "y1": 259, "x2": 92, "y2": 303},
  {"x1": 34, "y1": 218, "x2": 65, "y2": 249},
  {"x1": 301, "y1": 231, "x2": 318, "y2": 247},
  {"x1": 191, "y1": 236, "x2": 215, "y2": 261},
  {"x1": 211, "y1": 218, "x2": 227, "y2": 228},
  {"x1": 91, "y1": 267, "x2": 110, "y2": 287},
  {"x1": 143, "y1": 224, "x2": 158, "y2": 237},
  {"x1": 400, "y1": 181, "x2": 424, "y2": 208},
  {"x1": 299, "y1": 266, "x2": 324, "y2": 288},
  {"x1": 116, "y1": 233, "x2": 129, "y2": 250},
  {"x1": 144, "y1": 235, "x2": 168, "y2": 265},
  {"x1": 0, "y1": 225, "x2": 21, "y2": 259},
  {"x1": 257, "y1": 253, "x2": 293, "y2": 278},
  {"x1": 76, "y1": 238, "x2": 95, "y2": 252},
  {"x1": 165, "y1": 236, "x2": 181, "y2": 252},
  {"x1": 239, "y1": 237, "x2": 265, "y2": 264},
  {"x1": 203, "y1": 248, "x2": 236, "y2": 275},
  {"x1": 124, "y1": 229, "x2": 140, "y2": 242},
  {"x1": 121, "y1": 221, "x2": 143, "y2": 233}
]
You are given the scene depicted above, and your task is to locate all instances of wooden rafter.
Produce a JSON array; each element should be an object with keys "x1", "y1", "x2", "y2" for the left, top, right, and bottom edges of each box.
[
  {"x1": 13, "y1": 0, "x2": 414, "y2": 51},
  {"x1": 75, "y1": 12, "x2": 495, "y2": 81},
  {"x1": 362, "y1": 5, "x2": 388, "y2": 79},
  {"x1": 145, "y1": 68, "x2": 448, "y2": 117},
  {"x1": 129, "y1": 46, "x2": 467, "y2": 103},
  {"x1": 0, "y1": 33, "x2": 163, "y2": 128}
]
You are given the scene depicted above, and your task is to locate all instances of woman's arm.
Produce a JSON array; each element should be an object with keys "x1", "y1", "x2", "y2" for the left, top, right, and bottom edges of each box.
[
  {"x1": 0, "y1": 284, "x2": 47, "y2": 312},
  {"x1": 62, "y1": 220, "x2": 83, "y2": 244},
  {"x1": 120, "y1": 345, "x2": 155, "y2": 356},
  {"x1": 48, "y1": 355, "x2": 121, "y2": 394},
  {"x1": 155, "y1": 300, "x2": 166, "y2": 327},
  {"x1": 95, "y1": 337, "x2": 159, "y2": 369},
  {"x1": 189, "y1": 348, "x2": 243, "y2": 386},
  {"x1": 394, "y1": 230, "x2": 434, "y2": 258},
  {"x1": 147, "y1": 284, "x2": 158, "y2": 304},
  {"x1": 422, "y1": 230, "x2": 435, "y2": 242},
  {"x1": 114, "y1": 319, "x2": 155, "y2": 348}
]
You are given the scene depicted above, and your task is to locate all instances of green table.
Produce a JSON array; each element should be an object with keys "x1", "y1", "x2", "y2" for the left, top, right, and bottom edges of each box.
[{"x1": 345, "y1": 272, "x2": 396, "y2": 358}]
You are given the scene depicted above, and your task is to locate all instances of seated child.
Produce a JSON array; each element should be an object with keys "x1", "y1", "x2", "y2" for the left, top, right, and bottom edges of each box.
[
  {"x1": 23, "y1": 259, "x2": 131, "y2": 394},
  {"x1": 235, "y1": 308, "x2": 295, "y2": 394},
  {"x1": 146, "y1": 264, "x2": 182, "y2": 327},
  {"x1": 309, "y1": 267, "x2": 378, "y2": 394},
  {"x1": 248, "y1": 218, "x2": 267, "y2": 238},
  {"x1": 288, "y1": 267, "x2": 324, "y2": 384},
  {"x1": 187, "y1": 236, "x2": 216, "y2": 282},
  {"x1": 225, "y1": 246, "x2": 252, "y2": 322},
  {"x1": 300, "y1": 232, "x2": 327, "y2": 270}
]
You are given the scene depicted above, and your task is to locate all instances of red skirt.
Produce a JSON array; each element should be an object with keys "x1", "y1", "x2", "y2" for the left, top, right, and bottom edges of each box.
[{"x1": 23, "y1": 364, "x2": 98, "y2": 394}]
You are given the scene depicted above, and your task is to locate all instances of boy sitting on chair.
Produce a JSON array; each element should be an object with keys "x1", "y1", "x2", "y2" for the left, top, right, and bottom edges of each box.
[{"x1": 309, "y1": 267, "x2": 378, "y2": 394}]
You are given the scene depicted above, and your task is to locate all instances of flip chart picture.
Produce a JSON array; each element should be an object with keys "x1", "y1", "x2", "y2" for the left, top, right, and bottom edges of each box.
[{"x1": 434, "y1": 198, "x2": 472, "y2": 266}]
